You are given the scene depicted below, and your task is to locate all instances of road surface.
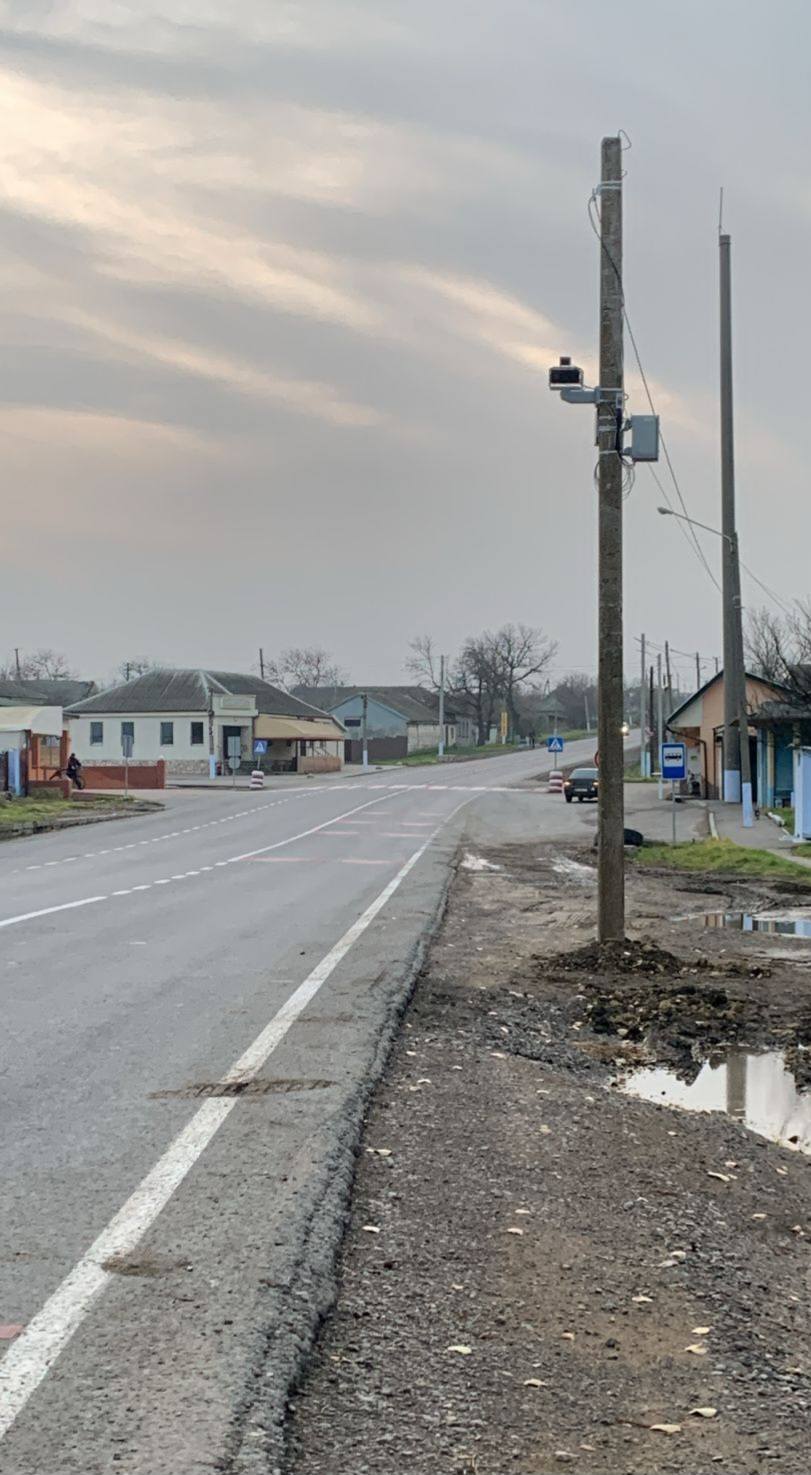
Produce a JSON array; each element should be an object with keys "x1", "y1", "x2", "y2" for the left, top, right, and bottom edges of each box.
[{"x1": 0, "y1": 740, "x2": 605, "y2": 1474}]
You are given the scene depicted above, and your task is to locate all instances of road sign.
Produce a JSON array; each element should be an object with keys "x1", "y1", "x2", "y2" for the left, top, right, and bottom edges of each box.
[
  {"x1": 253, "y1": 739, "x2": 268, "y2": 756},
  {"x1": 547, "y1": 735, "x2": 564, "y2": 754},
  {"x1": 661, "y1": 742, "x2": 687, "y2": 780},
  {"x1": 593, "y1": 751, "x2": 599, "y2": 767},
  {"x1": 121, "y1": 733, "x2": 133, "y2": 759},
  {"x1": 227, "y1": 735, "x2": 242, "y2": 758}
]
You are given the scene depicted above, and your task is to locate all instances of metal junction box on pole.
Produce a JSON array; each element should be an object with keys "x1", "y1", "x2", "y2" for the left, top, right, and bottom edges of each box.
[{"x1": 627, "y1": 415, "x2": 659, "y2": 462}]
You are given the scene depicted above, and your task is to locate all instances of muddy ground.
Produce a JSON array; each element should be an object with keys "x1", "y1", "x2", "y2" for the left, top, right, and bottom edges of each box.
[{"x1": 284, "y1": 844, "x2": 811, "y2": 1475}]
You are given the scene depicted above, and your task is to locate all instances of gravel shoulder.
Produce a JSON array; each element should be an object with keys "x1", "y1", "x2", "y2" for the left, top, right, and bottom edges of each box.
[{"x1": 284, "y1": 840, "x2": 811, "y2": 1475}]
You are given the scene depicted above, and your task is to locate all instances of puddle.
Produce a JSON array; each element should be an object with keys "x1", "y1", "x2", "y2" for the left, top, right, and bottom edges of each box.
[
  {"x1": 703, "y1": 911, "x2": 811, "y2": 938},
  {"x1": 618, "y1": 1049, "x2": 811, "y2": 1152}
]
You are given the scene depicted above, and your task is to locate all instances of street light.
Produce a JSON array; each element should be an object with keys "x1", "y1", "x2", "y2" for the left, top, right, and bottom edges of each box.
[
  {"x1": 657, "y1": 507, "x2": 732, "y2": 547},
  {"x1": 656, "y1": 507, "x2": 754, "y2": 827}
]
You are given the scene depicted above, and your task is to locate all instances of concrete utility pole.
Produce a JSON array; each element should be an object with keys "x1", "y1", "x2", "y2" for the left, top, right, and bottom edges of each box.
[
  {"x1": 664, "y1": 640, "x2": 672, "y2": 706},
  {"x1": 648, "y1": 665, "x2": 655, "y2": 777},
  {"x1": 639, "y1": 634, "x2": 648, "y2": 777},
  {"x1": 656, "y1": 652, "x2": 664, "y2": 801},
  {"x1": 720, "y1": 232, "x2": 741, "y2": 803},
  {"x1": 361, "y1": 691, "x2": 369, "y2": 771},
  {"x1": 438, "y1": 654, "x2": 446, "y2": 758},
  {"x1": 14, "y1": 648, "x2": 21, "y2": 679},
  {"x1": 259, "y1": 648, "x2": 265, "y2": 681},
  {"x1": 596, "y1": 135, "x2": 625, "y2": 941},
  {"x1": 584, "y1": 688, "x2": 591, "y2": 734},
  {"x1": 731, "y1": 529, "x2": 754, "y2": 825},
  {"x1": 695, "y1": 652, "x2": 701, "y2": 691}
]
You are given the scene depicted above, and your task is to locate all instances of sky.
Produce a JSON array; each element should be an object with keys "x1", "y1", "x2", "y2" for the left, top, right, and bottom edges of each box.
[{"x1": 1, "y1": 0, "x2": 809, "y2": 692}]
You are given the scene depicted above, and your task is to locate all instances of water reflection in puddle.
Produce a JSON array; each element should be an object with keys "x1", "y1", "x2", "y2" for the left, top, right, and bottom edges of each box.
[
  {"x1": 618, "y1": 1050, "x2": 811, "y2": 1152},
  {"x1": 703, "y1": 911, "x2": 811, "y2": 938}
]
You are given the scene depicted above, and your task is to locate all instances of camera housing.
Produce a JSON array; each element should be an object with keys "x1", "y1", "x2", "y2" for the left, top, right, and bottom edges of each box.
[{"x1": 549, "y1": 356, "x2": 584, "y2": 390}]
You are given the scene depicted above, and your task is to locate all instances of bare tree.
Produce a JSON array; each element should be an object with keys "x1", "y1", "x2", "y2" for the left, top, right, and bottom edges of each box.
[
  {"x1": 745, "y1": 604, "x2": 811, "y2": 701},
  {"x1": 117, "y1": 658, "x2": 155, "y2": 682},
  {"x1": 0, "y1": 648, "x2": 75, "y2": 681},
  {"x1": 266, "y1": 646, "x2": 347, "y2": 691},
  {"x1": 405, "y1": 634, "x2": 441, "y2": 690},
  {"x1": 492, "y1": 623, "x2": 558, "y2": 737},
  {"x1": 551, "y1": 671, "x2": 598, "y2": 730},
  {"x1": 454, "y1": 633, "x2": 502, "y2": 746}
]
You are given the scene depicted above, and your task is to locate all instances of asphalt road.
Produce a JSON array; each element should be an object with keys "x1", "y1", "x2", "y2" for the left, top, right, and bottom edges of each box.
[{"x1": 0, "y1": 740, "x2": 606, "y2": 1474}]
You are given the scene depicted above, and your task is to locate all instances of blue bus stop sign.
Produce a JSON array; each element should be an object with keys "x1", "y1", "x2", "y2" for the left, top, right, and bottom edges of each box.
[
  {"x1": 253, "y1": 739, "x2": 268, "y2": 756},
  {"x1": 547, "y1": 735, "x2": 564, "y2": 754},
  {"x1": 661, "y1": 741, "x2": 687, "y2": 780}
]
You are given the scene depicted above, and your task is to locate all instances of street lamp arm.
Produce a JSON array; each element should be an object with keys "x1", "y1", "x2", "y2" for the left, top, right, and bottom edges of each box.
[{"x1": 657, "y1": 507, "x2": 733, "y2": 548}]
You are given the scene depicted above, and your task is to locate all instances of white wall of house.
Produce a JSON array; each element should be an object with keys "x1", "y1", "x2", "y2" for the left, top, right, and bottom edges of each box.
[{"x1": 69, "y1": 712, "x2": 211, "y2": 770}]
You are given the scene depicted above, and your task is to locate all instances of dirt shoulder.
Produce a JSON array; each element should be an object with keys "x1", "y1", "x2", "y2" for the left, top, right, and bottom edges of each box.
[{"x1": 284, "y1": 843, "x2": 811, "y2": 1475}]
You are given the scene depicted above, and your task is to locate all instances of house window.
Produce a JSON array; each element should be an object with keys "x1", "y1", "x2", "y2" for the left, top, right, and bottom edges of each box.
[
  {"x1": 121, "y1": 721, "x2": 134, "y2": 748},
  {"x1": 90, "y1": 721, "x2": 103, "y2": 745},
  {"x1": 190, "y1": 721, "x2": 204, "y2": 745},
  {"x1": 160, "y1": 721, "x2": 174, "y2": 745}
]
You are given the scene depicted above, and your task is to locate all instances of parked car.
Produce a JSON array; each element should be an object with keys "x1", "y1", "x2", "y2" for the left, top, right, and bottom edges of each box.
[{"x1": 564, "y1": 765, "x2": 599, "y2": 803}]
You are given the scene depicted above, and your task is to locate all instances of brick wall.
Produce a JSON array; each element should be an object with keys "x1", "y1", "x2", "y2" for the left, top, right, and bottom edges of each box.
[{"x1": 81, "y1": 760, "x2": 166, "y2": 790}]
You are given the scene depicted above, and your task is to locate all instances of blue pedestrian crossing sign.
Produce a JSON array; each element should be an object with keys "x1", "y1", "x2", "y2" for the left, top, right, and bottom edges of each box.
[
  {"x1": 253, "y1": 739, "x2": 268, "y2": 755},
  {"x1": 547, "y1": 735, "x2": 565, "y2": 754},
  {"x1": 661, "y1": 741, "x2": 687, "y2": 779}
]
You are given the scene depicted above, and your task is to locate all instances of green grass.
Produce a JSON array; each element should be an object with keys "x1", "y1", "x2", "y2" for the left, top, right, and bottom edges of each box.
[
  {"x1": 624, "y1": 763, "x2": 657, "y2": 783},
  {"x1": 0, "y1": 795, "x2": 137, "y2": 831},
  {"x1": 793, "y1": 844, "x2": 811, "y2": 860},
  {"x1": 635, "y1": 836, "x2": 811, "y2": 883},
  {"x1": 771, "y1": 806, "x2": 795, "y2": 830}
]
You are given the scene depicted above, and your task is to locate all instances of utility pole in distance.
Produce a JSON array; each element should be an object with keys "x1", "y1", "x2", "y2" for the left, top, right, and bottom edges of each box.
[
  {"x1": 596, "y1": 135, "x2": 625, "y2": 941},
  {"x1": 720, "y1": 232, "x2": 741, "y2": 803},
  {"x1": 695, "y1": 652, "x2": 701, "y2": 691},
  {"x1": 656, "y1": 652, "x2": 664, "y2": 801},
  {"x1": 361, "y1": 691, "x2": 369, "y2": 771},
  {"x1": 639, "y1": 634, "x2": 647, "y2": 777},
  {"x1": 259, "y1": 647, "x2": 265, "y2": 681},
  {"x1": 438, "y1": 654, "x2": 446, "y2": 758}
]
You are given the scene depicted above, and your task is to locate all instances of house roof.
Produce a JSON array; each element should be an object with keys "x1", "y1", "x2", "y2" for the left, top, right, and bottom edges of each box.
[
  {"x1": 293, "y1": 684, "x2": 457, "y2": 723},
  {"x1": 667, "y1": 668, "x2": 787, "y2": 730},
  {"x1": 0, "y1": 677, "x2": 96, "y2": 707},
  {"x1": 66, "y1": 669, "x2": 331, "y2": 719}
]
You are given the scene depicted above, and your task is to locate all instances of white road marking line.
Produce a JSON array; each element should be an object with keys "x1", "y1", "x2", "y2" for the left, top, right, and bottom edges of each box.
[
  {"x1": 0, "y1": 795, "x2": 471, "y2": 1440},
  {"x1": 0, "y1": 897, "x2": 106, "y2": 929}
]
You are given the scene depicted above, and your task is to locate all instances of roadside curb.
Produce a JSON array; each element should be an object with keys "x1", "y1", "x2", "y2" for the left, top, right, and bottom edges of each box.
[
  {"x1": 225, "y1": 830, "x2": 465, "y2": 1475},
  {"x1": 708, "y1": 809, "x2": 719, "y2": 839},
  {"x1": 0, "y1": 803, "x2": 162, "y2": 843}
]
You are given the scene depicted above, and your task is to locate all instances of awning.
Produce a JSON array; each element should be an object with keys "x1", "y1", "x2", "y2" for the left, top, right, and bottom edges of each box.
[
  {"x1": 0, "y1": 705, "x2": 64, "y2": 736},
  {"x1": 254, "y1": 716, "x2": 345, "y2": 742}
]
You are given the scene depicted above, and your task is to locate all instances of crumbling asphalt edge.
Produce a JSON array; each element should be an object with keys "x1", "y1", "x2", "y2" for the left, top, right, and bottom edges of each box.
[{"x1": 218, "y1": 839, "x2": 462, "y2": 1475}]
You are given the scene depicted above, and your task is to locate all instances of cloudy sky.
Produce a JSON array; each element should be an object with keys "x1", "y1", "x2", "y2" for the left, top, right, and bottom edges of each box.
[{"x1": 1, "y1": 0, "x2": 809, "y2": 690}]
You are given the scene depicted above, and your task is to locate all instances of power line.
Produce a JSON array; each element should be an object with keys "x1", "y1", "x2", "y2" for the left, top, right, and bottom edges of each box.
[
  {"x1": 588, "y1": 190, "x2": 796, "y2": 622},
  {"x1": 587, "y1": 193, "x2": 721, "y2": 592}
]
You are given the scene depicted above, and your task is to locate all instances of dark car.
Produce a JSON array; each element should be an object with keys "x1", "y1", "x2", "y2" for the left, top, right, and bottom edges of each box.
[{"x1": 564, "y1": 765, "x2": 598, "y2": 803}]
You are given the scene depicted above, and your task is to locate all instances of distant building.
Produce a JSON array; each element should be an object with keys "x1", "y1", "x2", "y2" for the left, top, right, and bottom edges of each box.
[
  {"x1": 666, "y1": 669, "x2": 786, "y2": 799},
  {"x1": 295, "y1": 685, "x2": 458, "y2": 759},
  {"x1": 67, "y1": 669, "x2": 345, "y2": 776}
]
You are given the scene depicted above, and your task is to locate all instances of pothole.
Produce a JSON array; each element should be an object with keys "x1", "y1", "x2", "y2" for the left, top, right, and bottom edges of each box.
[
  {"x1": 150, "y1": 1078, "x2": 335, "y2": 1099},
  {"x1": 615, "y1": 1048, "x2": 811, "y2": 1152}
]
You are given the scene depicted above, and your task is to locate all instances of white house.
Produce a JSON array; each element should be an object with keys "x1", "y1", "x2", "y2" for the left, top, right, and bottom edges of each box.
[{"x1": 67, "y1": 669, "x2": 345, "y2": 776}]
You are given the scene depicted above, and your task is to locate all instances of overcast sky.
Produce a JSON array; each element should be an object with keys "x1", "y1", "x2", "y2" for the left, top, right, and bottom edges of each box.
[{"x1": 1, "y1": 0, "x2": 809, "y2": 690}]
